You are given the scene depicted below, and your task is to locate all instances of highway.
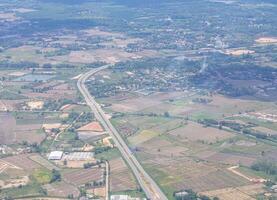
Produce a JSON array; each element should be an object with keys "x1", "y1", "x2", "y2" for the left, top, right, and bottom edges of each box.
[{"x1": 77, "y1": 65, "x2": 168, "y2": 200}]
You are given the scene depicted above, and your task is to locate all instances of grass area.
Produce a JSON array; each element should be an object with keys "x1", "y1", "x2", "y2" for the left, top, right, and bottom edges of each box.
[
  {"x1": 0, "y1": 180, "x2": 45, "y2": 199},
  {"x1": 239, "y1": 166, "x2": 277, "y2": 182},
  {"x1": 95, "y1": 148, "x2": 121, "y2": 161},
  {"x1": 128, "y1": 130, "x2": 159, "y2": 146},
  {"x1": 232, "y1": 116, "x2": 277, "y2": 131},
  {"x1": 143, "y1": 164, "x2": 177, "y2": 200},
  {"x1": 219, "y1": 137, "x2": 277, "y2": 155},
  {"x1": 33, "y1": 168, "x2": 52, "y2": 184},
  {"x1": 13, "y1": 111, "x2": 62, "y2": 125},
  {"x1": 0, "y1": 90, "x2": 27, "y2": 100},
  {"x1": 40, "y1": 138, "x2": 53, "y2": 152}
]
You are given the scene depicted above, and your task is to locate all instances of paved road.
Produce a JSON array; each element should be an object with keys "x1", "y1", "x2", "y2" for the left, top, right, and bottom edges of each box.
[{"x1": 77, "y1": 65, "x2": 168, "y2": 200}]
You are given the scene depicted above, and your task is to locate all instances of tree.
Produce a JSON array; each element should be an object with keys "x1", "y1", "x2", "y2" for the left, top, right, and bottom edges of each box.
[
  {"x1": 51, "y1": 169, "x2": 61, "y2": 183},
  {"x1": 164, "y1": 111, "x2": 170, "y2": 118}
]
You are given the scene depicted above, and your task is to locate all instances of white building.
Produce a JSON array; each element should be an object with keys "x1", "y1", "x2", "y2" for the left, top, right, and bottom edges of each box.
[
  {"x1": 111, "y1": 195, "x2": 128, "y2": 200},
  {"x1": 110, "y1": 195, "x2": 144, "y2": 200},
  {"x1": 48, "y1": 151, "x2": 63, "y2": 160}
]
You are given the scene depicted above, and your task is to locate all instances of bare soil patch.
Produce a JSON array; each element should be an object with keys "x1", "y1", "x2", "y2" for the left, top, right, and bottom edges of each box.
[
  {"x1": 168, "y1": 122, "x2": 234, "y2": 143},
  {"x1": 43, "y1": 181, "x2": 80, "y2": 198},
  {"x1": 63, "y1": 167, "x2": 104, "y2": 186},
  {"x1": 256, "y1": 37, "x2": 277, "y2": 44},
  {"x1": 2, "y1": 154, "x2": 41, "y2": 173},
  {"x1": 109, "y1": 158, "x2": 137, "y2": 192},
  {"x1": 201, "y1": 183, "x2": 265, "y2": 200},
  {"x1": 78, "y1": 121, "x2": 104, "y2": 132}
]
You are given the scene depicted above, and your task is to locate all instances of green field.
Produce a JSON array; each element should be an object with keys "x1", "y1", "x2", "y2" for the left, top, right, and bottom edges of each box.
[{"x1": 33, "y1": 168, "x2": 52, "y2": 184}]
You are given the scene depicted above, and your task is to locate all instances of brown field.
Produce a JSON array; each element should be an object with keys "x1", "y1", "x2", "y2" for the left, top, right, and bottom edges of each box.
[
  {"x1": 255, "y1": 37, "x2": 277, "y2": 44},
  {"x1": 0, "y1": 113, "x2": 16, "y2": 144},
  {"x1": 1, "y1": 154, "x2": 41, "y2": 172},
  {"x1": 82, "y1": 28, "x2": 124, "y2": 37},
  {"x1": 29, "y1": 154, "x2": 59, "y2": 170},
  {"x1": 8, "y1": 71, "x2": 29, "y2": 77},
  {"x1": 87, "y1": 187, "x2": 106, "y2": 198},
  {"x1": 109, "y1": 92, "x2": 184, "y2": 113},
  {"x1": 25, "y1": 89, "x2": 76, "y2": 100},
  {"x1": 43, "y1": 181, "x2": 80, "y2": 198},
  {"x1": 0, "y1": 12, "x2": 19, "y2": 21},
  {"x1": 59, "y1": 160, "x2": 93, "y2": 168},
  {"x1": 14, "y1": 130, "x2": 45, "y2": 144},
  {"x1": 253, "y1": 126, "x2": 277, "y2": 136},
  {"x1": 204, "y1": 152, "x2": 256, "y2": 167},
  {"x1": 201, "y1": 183, "x2": 265, "y2": 200},
  {"x1": 26, "y1": 101, "x2": 44, "y2": 109},
  {"x1": 109, "y1": 158, "x2": 137, "y2": 192},
  {"x1": 225, "y1": 49, "x2": 255, "y2": 56},
  {"x1": 60, "y1": 104, "x2": 77, "y2": 111},
  {"x1": 144, "y1": 157, "x2": 249, "y2": 192},
  {"x1": 138, "y1": 136, "x2": 189, "y2": 158},
  {"x1": 0, "y1": 113, "x2": 43, "y2": 144},
  {"x1": 63, "y1": 167, "x2": 104, "y2": 186},
  {"x1": 57, "y1": 49, "x2": 139, "y2": 64},
  {"x1": 78, "y1": 121, "x2": 104, "y2": 132},
  {"x1": 78, "y1": 131, "x2": 107, "y2": 140},
  {"x1": 168, "y1": 122, "x2": 234, "y2": 143},
  {"x1": 12, "y1": 8, "x2": 36, "y2": 13},
  {"x1": 52, "y1": 83, "x2": 72, "y2": 90},
  {"x1": 0, "y1": 175, "x2": 29, "y2": 189}
]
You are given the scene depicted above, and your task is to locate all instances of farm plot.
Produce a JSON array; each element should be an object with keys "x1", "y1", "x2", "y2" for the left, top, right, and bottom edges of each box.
[
  {"x1": 201, "y1": 183, "x2": 265, "y2": 200},
  {"x1": 109, "y1": 158, "x2": 137, "y2": 192},
  {"x1": 0, "y1": 113, "x2": 16, "y2": 144},
  {"x1": 109, "y1": 93, "x2": 172, "y2": 113},
  {"x1": 0, "y1": 99, "x2": 24, "y2": 111},
  {"x1": 63, "y1": 167, "x2": 104, "y2": 186},
  {"x1": 128, "y1": 130, "x2": 159, "y2": 146},
  {"x1": 142, "y1": 157, "x2": 250, "y2": 194},
  {"x1": 204, "y1": 152, "x2": 257, "y2": 167},
  {"x1": 29, "y1": 154, "x2": 59, "y2": 170},
  {"x1": 168, "y1": 121, "x2": 234, "y2": 143},
  {"x1": 2, "y1": 154, "x2": 41, "y2": 173},
  {"x1": 136, "y1": 136, "x2": 189, "y2": 158},
  {"x1": 78, "y1": 121, "x2": 104, "y2": 132},
  {"x1": 43, "y1": 181, "x2": 80, "y2": 198},
  {"x1": 14, "y1": 130, "x2": 45, "y2": 144}
]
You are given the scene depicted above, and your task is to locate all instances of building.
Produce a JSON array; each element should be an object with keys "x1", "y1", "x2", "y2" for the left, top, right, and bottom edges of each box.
[
  {"x1": 110, "y1": 195, "x2": 144, "y2": 200},
  {"x1": 111, "y1": 195, "x2": 128, "y2": 200},
  {"x1": 48, "y1": 151, "x2": 63, "y2": 160},
  {"x1": 63, "y1": 152, "x2": 94, "y2": 161}
]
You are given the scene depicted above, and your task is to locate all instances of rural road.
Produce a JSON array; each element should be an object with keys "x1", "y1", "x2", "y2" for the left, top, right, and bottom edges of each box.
[{"x1": 77, "y1": 65, "x2": 168, "y2": 200}]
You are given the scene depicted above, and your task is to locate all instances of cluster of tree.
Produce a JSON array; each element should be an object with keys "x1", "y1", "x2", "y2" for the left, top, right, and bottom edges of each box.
[
  {"x1": 198, "y1": 118, "x2": 276, "y2": 141},
  {"x1": 50, "y1": 169, "x2": 61, "y2": 183},
  {"x1": 251, "y1": 160, "x2": 277, "y2": 176},
  {"x1": 0, "y1": 61, "x2": 39, "y2": 69},
  {"x1": 21, "y1": 141, "x2": 42, "y2": 153},
  {"x1": 44, "y1": 99, "x2": 74, "y2": 111},
  {"x1": 192, "y1": 98, "x2": 212, "y2": 104},
  {"x1": 94, "y1": 146, "x2": 112, "y2": 155}
]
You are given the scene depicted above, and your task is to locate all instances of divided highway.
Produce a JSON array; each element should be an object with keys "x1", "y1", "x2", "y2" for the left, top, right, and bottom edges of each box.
[{"x1": 77, "y1": 65, "x2": 168, "y2": 200}]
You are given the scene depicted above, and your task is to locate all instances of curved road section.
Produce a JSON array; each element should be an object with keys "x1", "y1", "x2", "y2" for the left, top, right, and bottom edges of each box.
[{"x1": 77, "y1": 65, "x2": 168, "y2": 200}]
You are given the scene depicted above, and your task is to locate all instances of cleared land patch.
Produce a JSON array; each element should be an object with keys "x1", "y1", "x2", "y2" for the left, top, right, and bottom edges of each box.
[
  {"x1": 168, "y1": 122, "x2": 234, "y2": 143},
  {"x1": 109, "y1": 158, "x2": 137, "y2": 192}
]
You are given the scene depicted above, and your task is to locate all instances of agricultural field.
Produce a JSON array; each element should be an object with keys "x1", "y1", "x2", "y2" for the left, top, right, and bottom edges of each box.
[
  {"x1": 109, "y1": 158, "x2": 138, "y2": 192},
  {"x1": 0, "y1": 0, "x2": 276, "y2": 199}
]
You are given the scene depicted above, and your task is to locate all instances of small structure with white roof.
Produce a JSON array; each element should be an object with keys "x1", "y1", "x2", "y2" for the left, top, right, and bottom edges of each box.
[{"x1": 48, "y1": 151, "x2": 63, "y2": 160}]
